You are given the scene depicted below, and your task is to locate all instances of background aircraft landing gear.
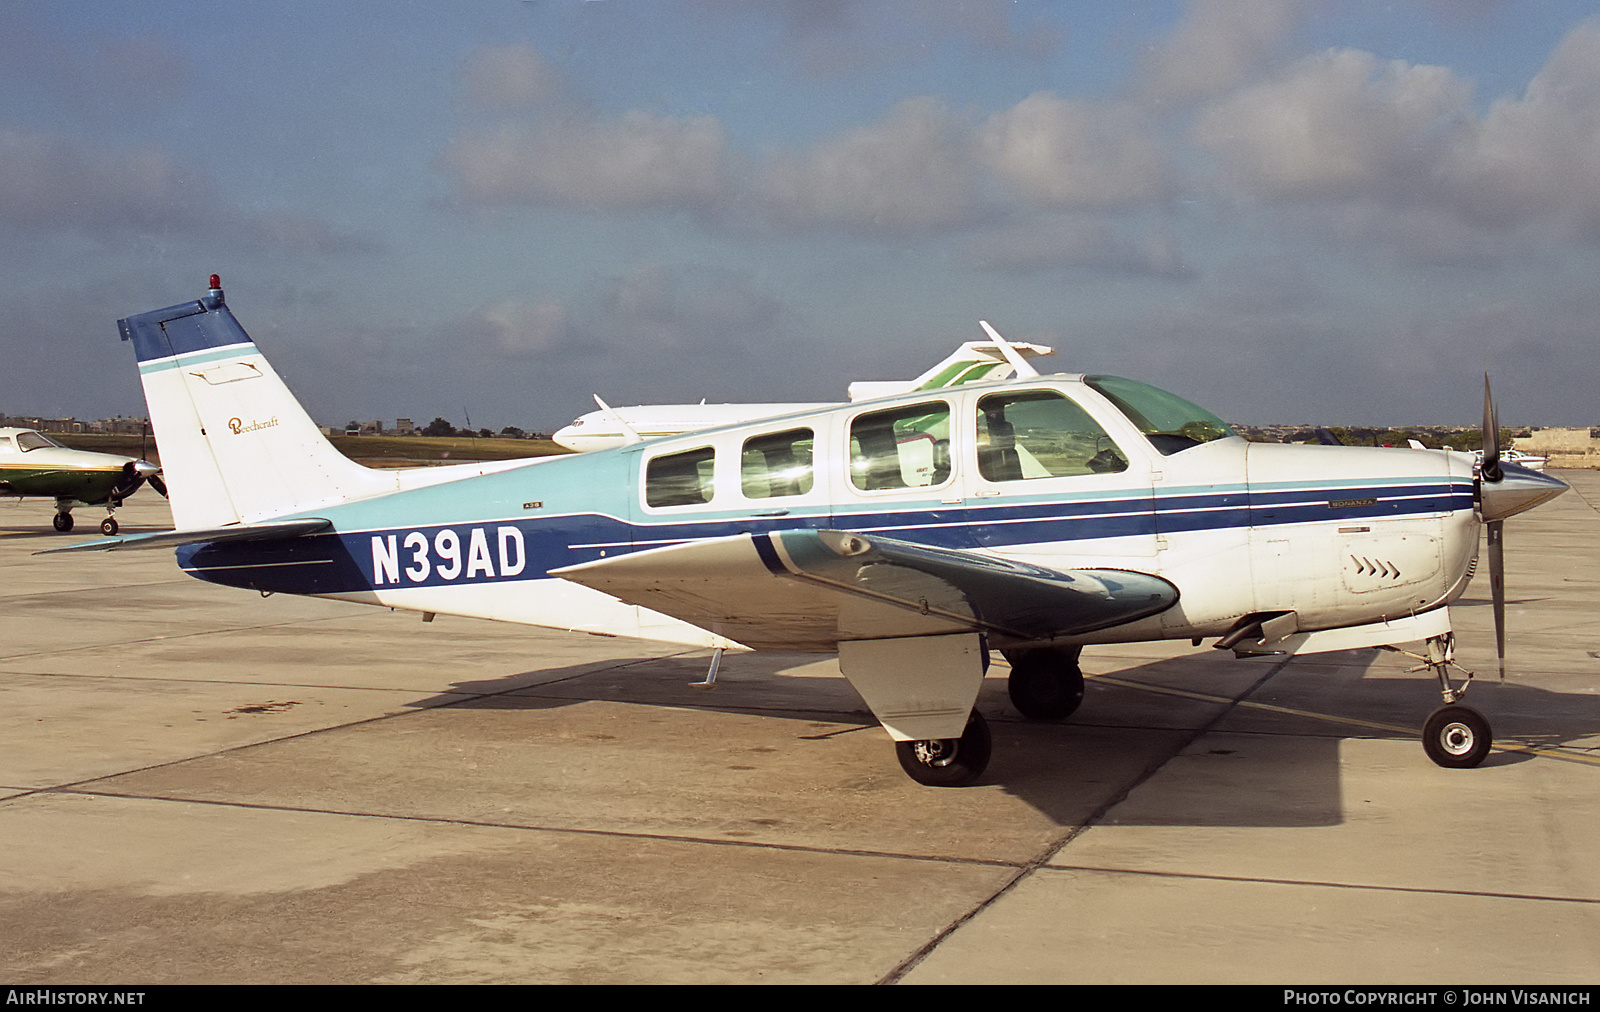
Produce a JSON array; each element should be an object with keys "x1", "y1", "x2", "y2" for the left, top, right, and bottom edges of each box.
[
  {"x1": 895, "y1": 710, "x2": 991, "y2": 787},
  {"x1": 1004, "y1": 646, "x2": 1084, "y2": 720},
  {"x1": 1422, "y1": 705, "x2": 1492, "y2": 768},
  {"x1": 52, "y1": 511, "x2": 74, "y2": 532},
  {"x1": 100, "y1": 516, "x2": 119, "y2": 536}
]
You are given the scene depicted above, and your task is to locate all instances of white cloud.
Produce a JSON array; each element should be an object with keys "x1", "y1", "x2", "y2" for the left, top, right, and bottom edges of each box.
[
  {"x1": 1139, "y1": 0, "x2": 1303, "y2": 106},
  {"x1": 0, "y1": 129, "x2": 200, "y2": 231},
  {"x1": 978, "y1": 93, "x2": 1172, "y2": 208},
  {"x1": 442, "y1": 111, "x2": 730, "y2": 211},
  {"x1": 1191, "y1": 48, "x2": 1472, "y2": 201},
  {"x1": 1187, "y1": 19, "x2": 1600, "y2": 248},
  {"x1": 965, "y1": 214, "x2": 1192, "y2": 277},
  {"x1": 469, "y1": 299, "x2": 573, "y2": 357},
  {"x1": 751, "y1": 96, "x2": 989, "y2": 233},
  {"x1": 460, "y1": 44, "x2": 563, "y2": 111},
  {"x1": 1445, "y1": 19, "x2": 1600, "y2": 232},
  {"x1": 735, "y1": 0, "x2": 1060, "y2": 77},
  {"x1": 600, "y1": 263, "x2": 784, "y2": 351}
]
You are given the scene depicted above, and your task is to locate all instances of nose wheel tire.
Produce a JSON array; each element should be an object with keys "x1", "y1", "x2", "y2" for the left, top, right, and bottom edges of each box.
[
  {"x1": 100, "y1": 517, "x2": 119, "y2": 536},
  {"x1": 1422, "y1": 704, "x2": 1492, "y2": 769},
  {"x1": 895, "y1": 710, "x2": 992, "y2": 787}
]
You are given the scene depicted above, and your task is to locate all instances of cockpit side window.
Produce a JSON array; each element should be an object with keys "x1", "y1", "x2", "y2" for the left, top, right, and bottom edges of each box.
[
  {"x1": 645, "y1": 446, "x2": 715, "y2": 508},
  {"x1": 0, "y1": 436, "x2": 13, "y2": 452},
  {"x1": 15, "y1": 431, "x2": 59, "y2": 452},
  {"x1": 977, "y1": 391, "x2": 1127, "y2": 481},
  {"x1": 1085, "y1": 375, "x2": 1236, "y2": 456},
  {"x1": 849, "y1": 402, "x2": 951, "y2": 491},
  {"x1": 741, "y1": 428, "x2": 814, "y2": 499}
]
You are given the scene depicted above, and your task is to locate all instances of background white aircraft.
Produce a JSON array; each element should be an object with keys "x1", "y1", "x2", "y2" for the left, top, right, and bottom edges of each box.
[
  {"x1": 62, "y1": 277, "x2": 1568, "y2": 787},
  {"x1": 551, "y1": 335, "x2": 1053, "y2": 452}
]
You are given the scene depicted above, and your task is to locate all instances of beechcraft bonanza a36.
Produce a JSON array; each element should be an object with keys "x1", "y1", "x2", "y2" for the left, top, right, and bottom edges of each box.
[
  {"x1": 57, "y1": 276, "x2": 1569, "y2": 786},
  {"x1": 1, "y1": 427, "x2": 162, "y2": 534}
]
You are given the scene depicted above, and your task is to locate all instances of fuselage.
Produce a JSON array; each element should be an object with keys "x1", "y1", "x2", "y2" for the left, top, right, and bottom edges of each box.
[
  {"x1": 0, "y1": 427, "x2": 145, "y2": 504},
  {"x1": 176, "y1": 374, "x2": 1482, "y2": 652}
]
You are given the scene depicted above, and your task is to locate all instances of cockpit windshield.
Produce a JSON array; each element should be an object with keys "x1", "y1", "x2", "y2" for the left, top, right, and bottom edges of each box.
[
  {"x1": 1085, "y1": 376, "x2": 1236, "y2": 456},
  {"x1": 15, "y1": 430, "x2": 63, "y2": 452}
]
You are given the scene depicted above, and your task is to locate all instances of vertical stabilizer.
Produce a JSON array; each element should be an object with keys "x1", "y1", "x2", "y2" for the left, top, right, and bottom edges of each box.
[{"x1": 119, "y1": 277, "x2": 394, "y2": 529}]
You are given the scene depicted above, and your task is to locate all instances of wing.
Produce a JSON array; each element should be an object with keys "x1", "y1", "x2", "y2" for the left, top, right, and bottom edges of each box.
[{"x1": 550, "y1": 528, "x2": 1177, "y2": 651}]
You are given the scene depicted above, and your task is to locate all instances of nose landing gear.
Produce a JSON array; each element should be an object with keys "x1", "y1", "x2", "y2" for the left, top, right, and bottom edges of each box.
[{"x1": 1386, "y1": 632, "x2": 1494, "y2": 769}]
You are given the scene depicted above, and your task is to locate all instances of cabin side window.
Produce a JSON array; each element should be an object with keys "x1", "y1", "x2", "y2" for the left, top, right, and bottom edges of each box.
[
  {"x1": 645, "y1": 446, "x2": 715, "y2": 508},
  {"x1": 15, "y1": 431, "x2": 58, "y2": 452},
  {"x1": 976, "y1": 390, "x2": 1127, "y2": 481},
  {"x1": 849, "y1": 402, "x2": 951, "y2": 491},
  {"x1": 741, "y1": 428, "x2": 814, "y2": 499}
]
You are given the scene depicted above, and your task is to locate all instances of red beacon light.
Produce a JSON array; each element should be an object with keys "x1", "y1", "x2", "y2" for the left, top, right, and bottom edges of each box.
[{"x1": 208, "y1": 274, "x2": 222, "y2": 291}]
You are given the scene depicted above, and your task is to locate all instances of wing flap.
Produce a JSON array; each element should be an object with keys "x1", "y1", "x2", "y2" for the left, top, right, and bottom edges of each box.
[{"x1": 551, "y1": 528, "x2": 1177, "y2": 650}]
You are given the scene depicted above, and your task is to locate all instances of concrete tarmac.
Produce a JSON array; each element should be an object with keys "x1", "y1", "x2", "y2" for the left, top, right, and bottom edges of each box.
[{"x1": 2, "y1": 474, "x2": 1598, "y2": 985}]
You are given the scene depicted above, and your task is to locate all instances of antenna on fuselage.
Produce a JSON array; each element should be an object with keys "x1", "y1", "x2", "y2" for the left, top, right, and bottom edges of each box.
[{"x1": 979, "y1": 321, "x2": 1041, "y2": 379}]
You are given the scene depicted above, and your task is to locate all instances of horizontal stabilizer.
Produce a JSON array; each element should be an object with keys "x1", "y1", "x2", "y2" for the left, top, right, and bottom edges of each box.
[
  {"x1": 38, "y1": 518, "x2": 331, "y2": 554},
  {"x1": 552, "y1": 528, "x2": 1177, "y2": 650}
]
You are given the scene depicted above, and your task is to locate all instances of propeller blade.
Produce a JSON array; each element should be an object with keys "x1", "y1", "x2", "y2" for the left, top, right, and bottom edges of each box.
[
  {"x1": 107, "y1": 461, "x2": 145, "y2": 505},
  {"x1": 149, "y1": 473, "x2": 168, "y2": 498},
  {"x1": 1488, "y1": 518, "x2": 1506, "y2": 680},
  {"x1": 1481, "y1": 374, "x2": 1502, "y2": 483}
]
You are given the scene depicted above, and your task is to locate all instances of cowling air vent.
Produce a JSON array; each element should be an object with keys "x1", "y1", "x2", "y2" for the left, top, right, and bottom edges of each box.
[{"x1": 1350, "y1": 555, "x2": 1401, "y2": 580}]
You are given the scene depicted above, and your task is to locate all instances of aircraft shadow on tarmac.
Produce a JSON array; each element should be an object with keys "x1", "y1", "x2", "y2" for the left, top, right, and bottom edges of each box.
[{"x1": 405, "y1": 645, "x2": 1600, "y2": 830}]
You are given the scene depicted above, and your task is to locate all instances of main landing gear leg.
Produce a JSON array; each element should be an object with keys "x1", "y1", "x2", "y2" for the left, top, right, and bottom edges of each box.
[
  {"x1": 895, "y1": 711, "x2": 992, "y2": 787},
  {"x1": 52, "y1": 498, "x2": 75, "y2": 533},
  {"x1": 1386, "y1": 633, "x2": 1493, "y2": 769},
  {"x1": 836, "y1": 634, "x2": 989, "y2": 787},
  {"x1": 1003, "y1": 646, "x2": 1085, "y2": 721}
]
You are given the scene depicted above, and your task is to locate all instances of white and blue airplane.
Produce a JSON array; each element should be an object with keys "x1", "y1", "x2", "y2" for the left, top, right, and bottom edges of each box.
[{"x1": 57, "y1": 276, "x2": 1569, "y2": 786}]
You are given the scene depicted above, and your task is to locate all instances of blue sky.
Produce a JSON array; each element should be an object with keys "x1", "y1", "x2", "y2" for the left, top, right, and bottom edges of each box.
[{"x1": 3, "y1": 0, "x2": 1599, "y2": 431}]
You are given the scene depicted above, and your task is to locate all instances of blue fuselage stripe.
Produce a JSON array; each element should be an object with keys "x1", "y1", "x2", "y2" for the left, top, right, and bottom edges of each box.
[{"x1": 175, "y1": 480, "x2": 1476, "y2": 596}]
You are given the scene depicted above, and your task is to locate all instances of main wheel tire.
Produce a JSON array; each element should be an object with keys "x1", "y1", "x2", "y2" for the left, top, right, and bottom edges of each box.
[
  {"x1": 1422, "y1": 705, "x2": 1492, "y2": 769},
  {"x1": 100, "y1": 517, "x2": 119, "y2": 536},
  {"x1": 895, "y1": 710, "x2": 992, "y2": 787},
  {"x1": 1005, "y1": 646, "x2": 1085, "y2": 721},
  {"x1": 53, "y1": 513, "x2": 74, "y2": 532}
]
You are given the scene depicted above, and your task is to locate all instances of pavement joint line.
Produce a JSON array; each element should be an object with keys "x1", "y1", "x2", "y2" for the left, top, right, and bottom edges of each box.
[
  {"x1": 17, "y1": 785, "x2": 1031, "y2": 872},
  {"x1": 877, "y1": 653, "x2": 1300, "y2": 985},
  {"x1": 1046, "y1": 862, "x2": 1600, "y2": 907},
  {"x1": 0, "y1": 669, "x2": 495, "y2": 694},
  {"x1": 0, "y1": 580, "x2": 194, "y2": 602},
  {"x1": 0, "y1": 657, "x2": 877, "y2": 802}
]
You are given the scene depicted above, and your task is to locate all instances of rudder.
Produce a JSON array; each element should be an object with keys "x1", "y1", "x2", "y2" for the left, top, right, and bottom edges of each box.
[{"x1": 120, "y1": 276, "x2": 393, "y2": 529}]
